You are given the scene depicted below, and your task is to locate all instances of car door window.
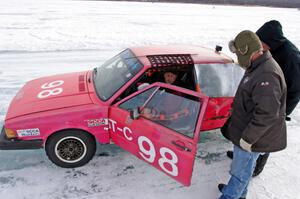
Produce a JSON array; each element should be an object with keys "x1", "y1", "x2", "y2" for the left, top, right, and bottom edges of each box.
[{"x1": 119, "y1": 87, "x2": 201, "y2": 138}]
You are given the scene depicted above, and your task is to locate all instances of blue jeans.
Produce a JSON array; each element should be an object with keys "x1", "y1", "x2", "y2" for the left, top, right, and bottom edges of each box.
[{"x1": 219, "y1": 145, "x2": 260, "y2": 199}]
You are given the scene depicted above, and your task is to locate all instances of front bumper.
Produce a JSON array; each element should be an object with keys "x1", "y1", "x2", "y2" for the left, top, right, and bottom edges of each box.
[{"x1": 0, "y1": 127, "x2": 43, "y2": 150}]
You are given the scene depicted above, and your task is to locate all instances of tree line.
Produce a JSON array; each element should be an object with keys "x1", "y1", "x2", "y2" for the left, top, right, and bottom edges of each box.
[{"x1": 99, "y1": 0, "x2": 300, "y2": 8}]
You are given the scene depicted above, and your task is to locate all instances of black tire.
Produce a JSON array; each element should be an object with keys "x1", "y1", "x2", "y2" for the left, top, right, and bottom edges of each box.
[{"x1": 45, "y1": 130, "x2": 96, "y2": 168}]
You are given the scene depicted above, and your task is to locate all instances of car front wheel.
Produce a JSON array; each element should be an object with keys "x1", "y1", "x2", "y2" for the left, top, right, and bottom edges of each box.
[{"x1": 45, "y1": 130, "x2": 96, "y2": 168}]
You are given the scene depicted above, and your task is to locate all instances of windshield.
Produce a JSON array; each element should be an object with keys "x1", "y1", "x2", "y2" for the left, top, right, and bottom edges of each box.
[{"x1": 93, "y1": 49, "x2": 143, "y2": 101}]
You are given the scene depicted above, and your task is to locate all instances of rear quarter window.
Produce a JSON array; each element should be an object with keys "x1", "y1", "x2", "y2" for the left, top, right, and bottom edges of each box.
[{"x1": 195, "y1": 63, "x2": 244, "y2": 97}]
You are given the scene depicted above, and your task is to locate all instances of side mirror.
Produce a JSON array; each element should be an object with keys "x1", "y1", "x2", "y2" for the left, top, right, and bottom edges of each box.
[
  {"x1": 215, "y1": 45, "x2": 222, "y2": 53},
  {"x1": 130, "y1": 107, "x2": 140, "y2": 120}
]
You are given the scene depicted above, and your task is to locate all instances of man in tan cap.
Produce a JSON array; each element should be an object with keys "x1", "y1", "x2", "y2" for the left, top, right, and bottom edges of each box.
[{"x1": 218, "y1": 30, "x2": 287, "y2": 199}]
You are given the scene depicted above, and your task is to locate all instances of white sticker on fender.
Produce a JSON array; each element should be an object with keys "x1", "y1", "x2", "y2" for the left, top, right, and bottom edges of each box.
[{"x1": 17, "y1": 128, "x2": 40, "y2": 137}]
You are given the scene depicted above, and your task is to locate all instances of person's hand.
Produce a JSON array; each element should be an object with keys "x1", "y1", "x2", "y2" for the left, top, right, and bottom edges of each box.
[
  {"x1": 137, "y1": 83, "x2": 150, "y2": 90},
  {"x1": 239, "y1": 138, "x2": 252, "y2": 152},
  {"x1": 141, "y1": 108, "x2": 153, "y2": 119},
  {"x1": 142, "y1": 107, "x2": 159, "y2": 120}
]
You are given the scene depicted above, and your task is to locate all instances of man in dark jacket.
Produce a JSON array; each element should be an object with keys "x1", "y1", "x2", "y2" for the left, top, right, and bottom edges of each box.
[
  {"x1": 253, "y1": 20, "x2": 300, "y2": 176},
  {"x1": 218, "y1": 30, "x2": 287, "y2": 199},
  {"x1": 257, "y1": 20, "x2": 300, "y2": 117}
]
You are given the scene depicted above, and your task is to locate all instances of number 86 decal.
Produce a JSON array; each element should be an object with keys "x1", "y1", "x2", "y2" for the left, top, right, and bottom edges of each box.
[
  {"x1": 38, "y1": 80, "x2": 64, "y2": 99},
  {"x1": 138, "y1": 136, "x2": 178, "y2": 177}
]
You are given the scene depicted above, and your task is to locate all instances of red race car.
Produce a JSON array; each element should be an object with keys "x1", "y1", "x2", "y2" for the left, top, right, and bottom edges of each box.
[{"x1": 0, "y1": 45, "x2": 243, "y2": 186}]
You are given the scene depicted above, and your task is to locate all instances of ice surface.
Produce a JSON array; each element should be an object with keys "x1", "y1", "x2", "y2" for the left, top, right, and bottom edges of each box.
[{"x1": 0, "y1": 1, "x2": 299, "y2": 199}]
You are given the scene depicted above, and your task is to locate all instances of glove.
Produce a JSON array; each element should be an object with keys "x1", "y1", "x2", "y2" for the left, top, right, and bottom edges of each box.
[
  {"x1": 239, "y1": 138, "x2": 252, "y2": 152},
  {"x1": 137, "y1": 83, "x2": 150, "y2": 90}
]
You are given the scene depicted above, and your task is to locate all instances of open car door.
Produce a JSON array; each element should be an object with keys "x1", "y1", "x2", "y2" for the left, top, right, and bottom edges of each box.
[{"x1": 108, "y1": 82, "x2": 208, "y2": 186}]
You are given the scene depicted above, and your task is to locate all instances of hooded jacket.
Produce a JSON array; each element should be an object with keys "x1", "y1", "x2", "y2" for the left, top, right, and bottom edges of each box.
[
  {"x1": 256, "y1": 20, "x2": 300, "y2": 115},
  {"x1": 221, "y1": 51, "x2": 287, "y2": 152}
]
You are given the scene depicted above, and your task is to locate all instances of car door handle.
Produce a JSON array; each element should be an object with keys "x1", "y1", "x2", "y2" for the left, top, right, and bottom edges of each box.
[{"x1": 171, "y1": 141, "x2": 191, "y2": 152}]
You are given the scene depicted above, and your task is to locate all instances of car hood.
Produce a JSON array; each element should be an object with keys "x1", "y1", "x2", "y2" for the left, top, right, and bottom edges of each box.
[{"x1": 6, "y1": 71, "x2": 93, "y2": 120}]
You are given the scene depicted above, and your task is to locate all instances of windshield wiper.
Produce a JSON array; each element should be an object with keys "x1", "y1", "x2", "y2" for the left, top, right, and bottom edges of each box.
[{"x1": 93, "y1": 67, "x2": 97, "y2": 75}]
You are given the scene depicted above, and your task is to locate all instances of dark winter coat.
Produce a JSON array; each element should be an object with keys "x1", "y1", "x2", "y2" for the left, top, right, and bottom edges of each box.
[
  {"x1": 256, "y1": 20, "x2": 300, "y2": 115},
  {"x1": 221, "y1": 51, "x2": 287, "y2": 152}
]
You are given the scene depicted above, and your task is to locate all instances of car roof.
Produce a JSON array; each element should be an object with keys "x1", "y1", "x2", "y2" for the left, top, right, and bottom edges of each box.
[{"x1": 129, "y1": 45, "x2": 233, "y2": 68}]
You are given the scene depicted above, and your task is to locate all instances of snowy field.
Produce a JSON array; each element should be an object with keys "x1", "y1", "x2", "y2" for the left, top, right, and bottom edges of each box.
[{"x1": 0, "y1": 1, "x2": 300, "y2": 199}]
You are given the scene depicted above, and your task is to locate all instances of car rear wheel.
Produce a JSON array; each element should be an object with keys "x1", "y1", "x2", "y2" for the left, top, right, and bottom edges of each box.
[{"x1": 46, "y1": 130, "x2": 96, "y2": 168}]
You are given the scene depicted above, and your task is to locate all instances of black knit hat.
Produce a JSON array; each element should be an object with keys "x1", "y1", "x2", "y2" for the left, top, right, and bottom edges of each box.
[{"x1": 256, "y1": 20, "x2": 286, "y2": 50}]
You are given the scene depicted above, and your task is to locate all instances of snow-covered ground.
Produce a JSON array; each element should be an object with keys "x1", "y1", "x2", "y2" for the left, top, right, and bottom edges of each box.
[{"x1": 0, "y1": 1, "x2": 300, "y2": 198}]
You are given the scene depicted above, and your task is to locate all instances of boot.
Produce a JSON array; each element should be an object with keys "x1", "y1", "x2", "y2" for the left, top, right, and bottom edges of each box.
[
  {"x1": 252, "y1": 153, "x2": 269, "y2": 177},
  {"x1": 218, "y1": 184, "x2": 246, "y2": 199},
  {"x1": 226, "y1": 150, "x2": 233, "y2": 159}
]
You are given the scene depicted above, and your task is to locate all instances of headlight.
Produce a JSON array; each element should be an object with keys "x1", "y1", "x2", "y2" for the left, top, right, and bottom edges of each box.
[{"x1": 4, "y1": 128, "x2": 17, "y2": 139}]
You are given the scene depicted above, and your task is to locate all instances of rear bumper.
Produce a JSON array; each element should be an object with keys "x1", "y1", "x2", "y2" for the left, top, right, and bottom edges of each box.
[{"x1": 0, "y1": 127, "x2": 43, "y2": 150}]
